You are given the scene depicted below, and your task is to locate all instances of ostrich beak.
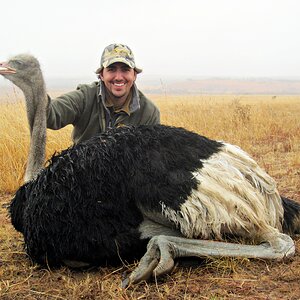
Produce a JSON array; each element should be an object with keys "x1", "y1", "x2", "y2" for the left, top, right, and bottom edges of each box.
[{"x1": 0, "y1": 62, "x2": 16, "y2": 75}]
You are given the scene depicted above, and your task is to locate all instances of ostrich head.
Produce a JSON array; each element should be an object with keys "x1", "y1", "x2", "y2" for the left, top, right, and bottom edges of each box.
[
  {"x1": 0, "y1": 54, "x2": 47, "y2": 182},
  {"x1": 0, "y1": 54, "x2": 44, "y2": 94}
]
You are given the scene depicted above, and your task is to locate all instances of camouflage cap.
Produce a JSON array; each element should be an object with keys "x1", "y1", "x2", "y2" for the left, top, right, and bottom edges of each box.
[{"x1": 96, "y1": 44, "x2": 142, "y2": 74}]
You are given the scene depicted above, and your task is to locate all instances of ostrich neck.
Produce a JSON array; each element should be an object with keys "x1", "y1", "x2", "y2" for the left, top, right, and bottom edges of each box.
[{"x1": 22, "y1": 75, "x2": 47, "y2": 182}]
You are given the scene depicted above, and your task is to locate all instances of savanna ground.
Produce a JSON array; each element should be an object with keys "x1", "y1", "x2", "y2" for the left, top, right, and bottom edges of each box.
[{"x1": 0, "y1": 92, "x2": 300, "y2": 299}]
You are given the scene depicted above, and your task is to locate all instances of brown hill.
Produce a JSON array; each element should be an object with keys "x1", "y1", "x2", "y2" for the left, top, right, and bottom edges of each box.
[
  {"x1": 2, "y1": 77, "x2": 300, "y2": 96},
  {"x1": 140, "y1": 78, "x2": 300, "y2": 95}
]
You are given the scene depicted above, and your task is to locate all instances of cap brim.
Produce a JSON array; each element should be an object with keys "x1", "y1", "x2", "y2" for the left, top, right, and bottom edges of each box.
[{"x1": 95, "y1": 57, "x2": 142, "y2": 74}]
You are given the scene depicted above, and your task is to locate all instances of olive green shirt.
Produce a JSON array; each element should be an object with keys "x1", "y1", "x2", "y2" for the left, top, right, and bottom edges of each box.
[{"x1": 47, "y1": 81, "x2": 160, "y2": 144}]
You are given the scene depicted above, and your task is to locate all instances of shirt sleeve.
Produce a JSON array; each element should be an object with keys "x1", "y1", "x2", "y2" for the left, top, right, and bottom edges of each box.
[{"x1": 47, "y1": 88, "x2": 86, "y2": 129}]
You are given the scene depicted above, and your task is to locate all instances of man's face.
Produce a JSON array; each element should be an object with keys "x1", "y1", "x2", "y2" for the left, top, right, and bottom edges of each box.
[{"x1": 100, "y1": 62, "x2": 137, "y2": 101}]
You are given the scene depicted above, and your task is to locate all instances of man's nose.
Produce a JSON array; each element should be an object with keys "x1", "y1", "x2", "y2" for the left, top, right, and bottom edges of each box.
[{"x1": 114, "y1": 69, "x2": 124, "y2": 80}]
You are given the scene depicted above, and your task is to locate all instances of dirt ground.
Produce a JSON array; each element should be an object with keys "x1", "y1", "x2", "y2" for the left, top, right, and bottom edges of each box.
[{"x1": 1, "y1": 192, "x2": 300, "y2": 300}]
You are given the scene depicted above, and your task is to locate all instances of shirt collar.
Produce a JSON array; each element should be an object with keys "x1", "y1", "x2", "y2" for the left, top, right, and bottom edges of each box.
[{"x1": 106, "y1": 90, "x2": 132, "y2": 115}]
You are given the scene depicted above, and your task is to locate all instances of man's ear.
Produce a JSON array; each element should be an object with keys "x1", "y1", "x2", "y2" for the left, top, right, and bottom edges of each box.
[{"x1": 99, "y1": 70, "x2": 104, "y2": 81}]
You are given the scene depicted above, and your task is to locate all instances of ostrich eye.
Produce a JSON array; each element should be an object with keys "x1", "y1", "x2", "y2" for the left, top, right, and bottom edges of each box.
[{"x1": 13, "y1": 60, "x2": 25, "y2": 68}]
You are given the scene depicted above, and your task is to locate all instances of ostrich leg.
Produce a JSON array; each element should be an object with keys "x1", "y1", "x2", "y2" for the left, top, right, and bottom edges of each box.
[{"x1": 123, "y1": 232, "x2": 295, "y2": 287}]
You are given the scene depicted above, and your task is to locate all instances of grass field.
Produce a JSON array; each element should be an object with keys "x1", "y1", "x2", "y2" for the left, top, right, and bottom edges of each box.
[{"x1": 0, "y1": 94, "x2": 300, "y2": 299}]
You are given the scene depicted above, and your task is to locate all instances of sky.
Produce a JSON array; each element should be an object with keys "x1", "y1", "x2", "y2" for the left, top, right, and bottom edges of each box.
[{"x1": 1, "y1": 0, "x2": 300, "y2": 83}]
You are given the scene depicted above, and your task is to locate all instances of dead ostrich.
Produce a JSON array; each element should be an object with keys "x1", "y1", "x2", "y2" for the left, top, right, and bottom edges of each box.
[{"x1": 0, "y1": 54, "x2": 299, "y2": 287}]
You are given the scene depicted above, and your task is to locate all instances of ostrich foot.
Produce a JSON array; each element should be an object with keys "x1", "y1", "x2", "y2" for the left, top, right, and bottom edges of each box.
[{"x1": 122, "y1": 233, "x2": 295, "y2": 287}]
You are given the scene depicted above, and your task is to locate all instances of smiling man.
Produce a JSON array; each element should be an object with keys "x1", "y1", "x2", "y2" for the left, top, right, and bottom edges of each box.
[{"x1": 47, "y1": 44, "x2": 160, "y2": 144}]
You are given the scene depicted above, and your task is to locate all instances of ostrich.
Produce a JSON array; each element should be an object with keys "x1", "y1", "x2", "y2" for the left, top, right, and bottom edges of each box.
[
  {"x1": 1, "y1": 54, "x2": 300, "y2": 287},
  {"x1": 0, "y1": 54, "x2": 46, "y2": 182}
]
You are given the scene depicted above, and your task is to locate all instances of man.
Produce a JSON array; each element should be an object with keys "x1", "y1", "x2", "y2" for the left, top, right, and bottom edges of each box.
[{"x1": 47, "y1": 44, "x2": 160, "y2": 144}]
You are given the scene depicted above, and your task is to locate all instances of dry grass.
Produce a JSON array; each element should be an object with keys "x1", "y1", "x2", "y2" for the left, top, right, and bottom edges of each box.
[{"x1": 0, "y1": 93, "x2": 300, "y2": 299}]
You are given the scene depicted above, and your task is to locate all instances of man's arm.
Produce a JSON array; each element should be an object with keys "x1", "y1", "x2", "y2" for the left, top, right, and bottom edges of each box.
[{"x1": 47, "y1": 88, "x2": 86, "y2": 130}]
